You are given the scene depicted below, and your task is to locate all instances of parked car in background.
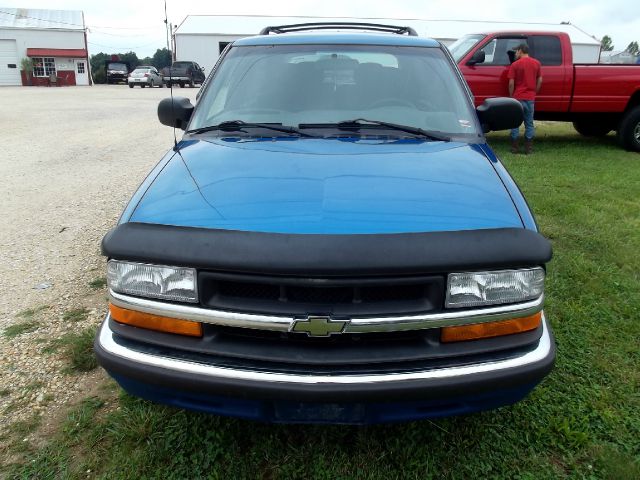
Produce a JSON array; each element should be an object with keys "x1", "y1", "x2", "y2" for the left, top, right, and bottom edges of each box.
[
  {"x1": 164, "y1": 61, "x2": 205, "y2": 88},
  {"x1": 450, "y1": 31, "x2": 640, "y2": 151},
  {"x1": 128, "y1": 66, "x2": 163, "y2": 88},
  {"x1": 106, "y1": 61, "x2": 129, "y2": 84},
  {"x1": 96, "y1": 23, "x2": 555, "y2": 425}
]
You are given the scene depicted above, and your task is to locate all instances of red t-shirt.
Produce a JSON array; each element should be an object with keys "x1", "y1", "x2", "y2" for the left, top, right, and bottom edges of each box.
[{"x1": 508, "y1": 56, "x2": 541, "y2": 101}]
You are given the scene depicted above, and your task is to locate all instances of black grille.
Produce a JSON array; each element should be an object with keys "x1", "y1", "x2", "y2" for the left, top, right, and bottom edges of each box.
[
  {"x1": 218, "y1": 281, "x2": 280, "y2": 300},
  {"x1": 198, "y1": 272, "x2": 445, "y2": 316},
  {"x1": 287, "y1": 285, "x2": 353, "y2": 304}
]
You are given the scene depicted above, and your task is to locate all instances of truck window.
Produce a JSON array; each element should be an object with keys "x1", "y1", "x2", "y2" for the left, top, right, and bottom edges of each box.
[
  {"x1": 475, "y1": 38, "x2": 527, "y2": 66},
  {"x1": 530, "y1": 36, "x2": 562, "y2": 66},
  {"x1": 448, "y1": 34, "x2": 485, "y2": 62}
]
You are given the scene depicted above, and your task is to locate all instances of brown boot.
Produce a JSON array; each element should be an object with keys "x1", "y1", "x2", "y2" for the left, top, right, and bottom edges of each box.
[
  {"x1": 525, "y1": 139, "x2": 533, "y2": 155},
  {"x1": 511, "y1": 139, "x2": 520, "y2": 154}
]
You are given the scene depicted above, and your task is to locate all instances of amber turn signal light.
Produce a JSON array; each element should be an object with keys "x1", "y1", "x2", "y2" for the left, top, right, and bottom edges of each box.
[
  {"x1": 109, "y1": 303, "x2": 203, "y2": 337},
  {"x1": 441, "y1": 312, "x2": 542, "y2": 343}
]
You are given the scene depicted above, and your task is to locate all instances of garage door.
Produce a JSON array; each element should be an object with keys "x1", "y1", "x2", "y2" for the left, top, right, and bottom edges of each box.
[{"x1": 0, "y1": 39, "x2": 21, "y2": 85}]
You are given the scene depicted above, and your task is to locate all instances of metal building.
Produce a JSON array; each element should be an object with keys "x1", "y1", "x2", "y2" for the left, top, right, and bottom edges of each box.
[
  {"x1": 0, "y1": 7, "x2": 90, "y2": 86},
  {"x1": 599, "y1": 50, "x2": 638, "y2": 64},
  {"x1": 173, "y1": 15, "x2": 602, "y2": 75}
]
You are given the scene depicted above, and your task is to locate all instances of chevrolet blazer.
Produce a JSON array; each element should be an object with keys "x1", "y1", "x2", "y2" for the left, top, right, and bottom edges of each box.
[{"x1": 95, "y1": 23, "x2": 555, "y2": 424}]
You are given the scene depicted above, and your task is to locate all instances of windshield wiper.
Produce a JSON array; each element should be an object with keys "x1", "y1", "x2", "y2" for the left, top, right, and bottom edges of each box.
[
  {"x1": 300, "y1": 119, "x2": 451, "y2": 142},
  {"x1": 187, "y1": 120, "x2": 314, "y2": 137}
]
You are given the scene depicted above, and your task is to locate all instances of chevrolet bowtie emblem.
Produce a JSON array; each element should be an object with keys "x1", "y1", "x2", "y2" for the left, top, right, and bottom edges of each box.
[{"x1": 291, "y1": 316, "x2": 348, "y2": 337}]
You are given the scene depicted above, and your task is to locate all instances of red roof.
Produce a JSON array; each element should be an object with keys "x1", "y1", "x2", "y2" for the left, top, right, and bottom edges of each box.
[{"x1": 27, "y1": 48, "x2": 87, "y2": 58}]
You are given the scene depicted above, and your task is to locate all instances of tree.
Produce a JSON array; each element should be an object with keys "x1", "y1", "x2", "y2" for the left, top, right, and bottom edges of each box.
[
  {"x1": 90, "y1": 52, "x2": 108, "y2": 83},
  {"x1": 151, "y1": 48, "x2": 172, "y2": 69},
  {"x1": 118, "y1": 51, "x2": 140, "y2": 70},
  {"x1": 600, "y1": 35, "x2": 614, "y2": 52},
  {"x1": 626, "y1": 41, "x2": 639, "y2": 55}
]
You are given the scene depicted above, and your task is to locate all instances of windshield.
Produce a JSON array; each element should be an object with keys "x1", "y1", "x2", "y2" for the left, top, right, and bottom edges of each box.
[
  {"x1": 189, "y1": 44, "x2": 479, "y2": 137},
  {"x1": 108, "y1": 63, "x2": 127, "y2": 71},
  {"x1": 448, "y1": 35, "x2": 486, "y2": 62}
]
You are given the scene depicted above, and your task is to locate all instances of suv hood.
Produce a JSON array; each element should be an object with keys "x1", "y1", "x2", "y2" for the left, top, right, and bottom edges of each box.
[{"x1": 129, "y1": 137, "x2": 523, "y2": 234}]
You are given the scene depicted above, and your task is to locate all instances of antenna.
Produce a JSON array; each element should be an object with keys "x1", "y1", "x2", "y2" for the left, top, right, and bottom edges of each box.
[{"x1": 164, "y1": 0, "x2": 177, "y2": 150}]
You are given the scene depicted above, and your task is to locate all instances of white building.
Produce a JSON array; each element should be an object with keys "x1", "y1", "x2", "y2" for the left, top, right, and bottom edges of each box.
[
  {"x1": 0, "y1": 7, "x2": 90, "y2": 86},
  {"x1": 599, "y1": 50, "x2": 638, "y2": 64},
  {"x1": 173, "y1": 15, "x2": 602, "y2": 74}
]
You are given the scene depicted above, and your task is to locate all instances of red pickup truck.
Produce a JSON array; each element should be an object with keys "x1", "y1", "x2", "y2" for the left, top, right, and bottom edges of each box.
[{"x1": 449, "y1": 32, "x2": 640, "y2": 151}]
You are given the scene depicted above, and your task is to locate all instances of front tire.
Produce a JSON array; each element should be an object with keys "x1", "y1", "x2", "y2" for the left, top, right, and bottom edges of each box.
[
  {"x1": 617, "y1": 106, "x2": 640, "y2": 152},
  {"x1": 128, "y1": 84, "x2": 133, "y2": 88},
  {"x1": 573, "y1": 120, "x2": 612, "y2": 137}
]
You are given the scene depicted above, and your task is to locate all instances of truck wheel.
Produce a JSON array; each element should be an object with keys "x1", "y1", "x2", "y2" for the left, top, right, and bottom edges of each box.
[
  {"x1": 617, "y1": 106, "x2": 640, "y2": 152},
  {"x1": 188, "y1": 79, "x2": 194, "y2": 88},
  {"x1": 179, "y1": 82, "x2": 184, "y2": 88},
  {"x1": 129, "y1": 84, "x2": 134, "y2": 89},
  {"x1": 141, "y1": 84, "x2": 146, "y2": 88},
  {"x1": 572, "y1": 120, "x2": 612, "y2": 137}
]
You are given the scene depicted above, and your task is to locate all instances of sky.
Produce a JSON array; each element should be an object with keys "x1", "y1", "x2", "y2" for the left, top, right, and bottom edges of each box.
[{"x1": 3, "y1": 0, "x2": 639, "y2": 57}]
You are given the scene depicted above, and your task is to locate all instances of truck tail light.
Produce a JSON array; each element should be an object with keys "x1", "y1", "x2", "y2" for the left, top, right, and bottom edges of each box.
[
  {"x1": 441, "y1": 312, "x2": 542, "y2": 343},
  {"x1": 109, "y1": 303, "x2": 202, "y2": 337},
  {"x1": 144, "y1": 73, "x2": 149, "y2": 77}
]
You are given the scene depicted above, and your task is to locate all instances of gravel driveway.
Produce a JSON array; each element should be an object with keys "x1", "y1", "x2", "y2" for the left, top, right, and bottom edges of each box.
[{"x1": 0, "y1": 85, "x2": 198, "y2": 437}]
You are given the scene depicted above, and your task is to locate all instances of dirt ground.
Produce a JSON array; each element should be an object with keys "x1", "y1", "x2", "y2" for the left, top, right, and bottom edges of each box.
[{"x1": 0, "y1": 85, "x2": 198, "y2": 439}]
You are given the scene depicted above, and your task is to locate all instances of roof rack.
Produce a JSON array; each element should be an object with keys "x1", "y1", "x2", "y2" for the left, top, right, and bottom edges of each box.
[{"x1": 259, "y1": 22, "x2": 418, "y2": 37}]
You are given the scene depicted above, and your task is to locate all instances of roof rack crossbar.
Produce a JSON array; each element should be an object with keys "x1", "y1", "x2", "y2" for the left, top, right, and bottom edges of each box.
[{"x1": 259, "y1": 22, "x2": 418, "y2": 37}]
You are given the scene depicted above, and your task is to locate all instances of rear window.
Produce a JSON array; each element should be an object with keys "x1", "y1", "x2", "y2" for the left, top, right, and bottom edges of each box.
[
  {"x1": 173, "y1": 62, "x2": 191, "y2": 68},
  {"x1": 530, "y1": 36, "x2": 562, "y2": 66}
]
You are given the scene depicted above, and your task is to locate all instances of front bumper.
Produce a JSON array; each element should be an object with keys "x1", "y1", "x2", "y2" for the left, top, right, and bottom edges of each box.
[{"x1": 95, "y1": 313, "x2": 555, "y2": 423}]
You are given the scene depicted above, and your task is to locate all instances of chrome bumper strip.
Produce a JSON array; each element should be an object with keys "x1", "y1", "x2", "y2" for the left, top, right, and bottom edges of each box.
[
  {"x1": 98, "y1": 313, "x2": 552, "y2": 385},
  {"x1": 109, "y1": 290, "x2": 544, "y2": 334}
]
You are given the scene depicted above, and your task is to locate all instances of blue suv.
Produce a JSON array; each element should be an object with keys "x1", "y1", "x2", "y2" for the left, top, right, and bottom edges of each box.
[{"x1": 95, "y1": 23, "x2": 554, "y2": 424}]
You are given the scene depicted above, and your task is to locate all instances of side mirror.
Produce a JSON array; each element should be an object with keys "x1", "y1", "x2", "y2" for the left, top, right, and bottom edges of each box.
[
  {"x1": 467, "y1": 50, "x2": 486, "y2": 66},
  {"x1": 158, "y1": 97, "x2": 194, "y2": 130},
  {"x1": 476, "y1": 97, "x2": 523, "y2": 133}
]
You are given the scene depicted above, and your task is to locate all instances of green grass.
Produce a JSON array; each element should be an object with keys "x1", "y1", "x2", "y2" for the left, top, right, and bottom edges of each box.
[
  {"x1": 4, "y1": 124, "x2": 639, "y2": 479},
  {"x1": 61, "y1": 326, "x2": 99, "y2": 372},
  {"x1": 62, "y1": 307, "x2": 90, "y2": 323},
  {"x1": 17, "y1": 305, "x2": 49, "y2": 319},
  {"x1": 89, "y1": 277, "x2": 107, "y2": 290},
  {"x1": 3, "y1": 321, "x2": 39, "y2": 338},
  {"x1": 42, "y1": 326, "x2": 99, "y2": 372}
]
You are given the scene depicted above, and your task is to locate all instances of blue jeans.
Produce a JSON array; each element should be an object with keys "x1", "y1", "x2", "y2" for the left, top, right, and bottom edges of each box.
[{"x1": 510, "y1": 100, "x2": 535, "y2": 140}]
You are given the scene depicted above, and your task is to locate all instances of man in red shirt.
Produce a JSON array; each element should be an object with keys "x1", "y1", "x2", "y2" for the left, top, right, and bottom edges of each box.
[{"x1": 508, "y1": 44, "x2": 542, "y2": 154}]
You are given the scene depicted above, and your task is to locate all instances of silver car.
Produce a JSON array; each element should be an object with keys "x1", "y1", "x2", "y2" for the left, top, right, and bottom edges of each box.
[{"x1": 128, "y1": 66, "x2": 163, "y2": 88}]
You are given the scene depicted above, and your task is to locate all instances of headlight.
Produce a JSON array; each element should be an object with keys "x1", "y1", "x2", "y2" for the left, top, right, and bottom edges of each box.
[
  {"x1": 446, "y1": 268, "x2": 544, "y2": 308},
  {"x1": 107, "y1": 260, "x2": 198, "y2": 303}
]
